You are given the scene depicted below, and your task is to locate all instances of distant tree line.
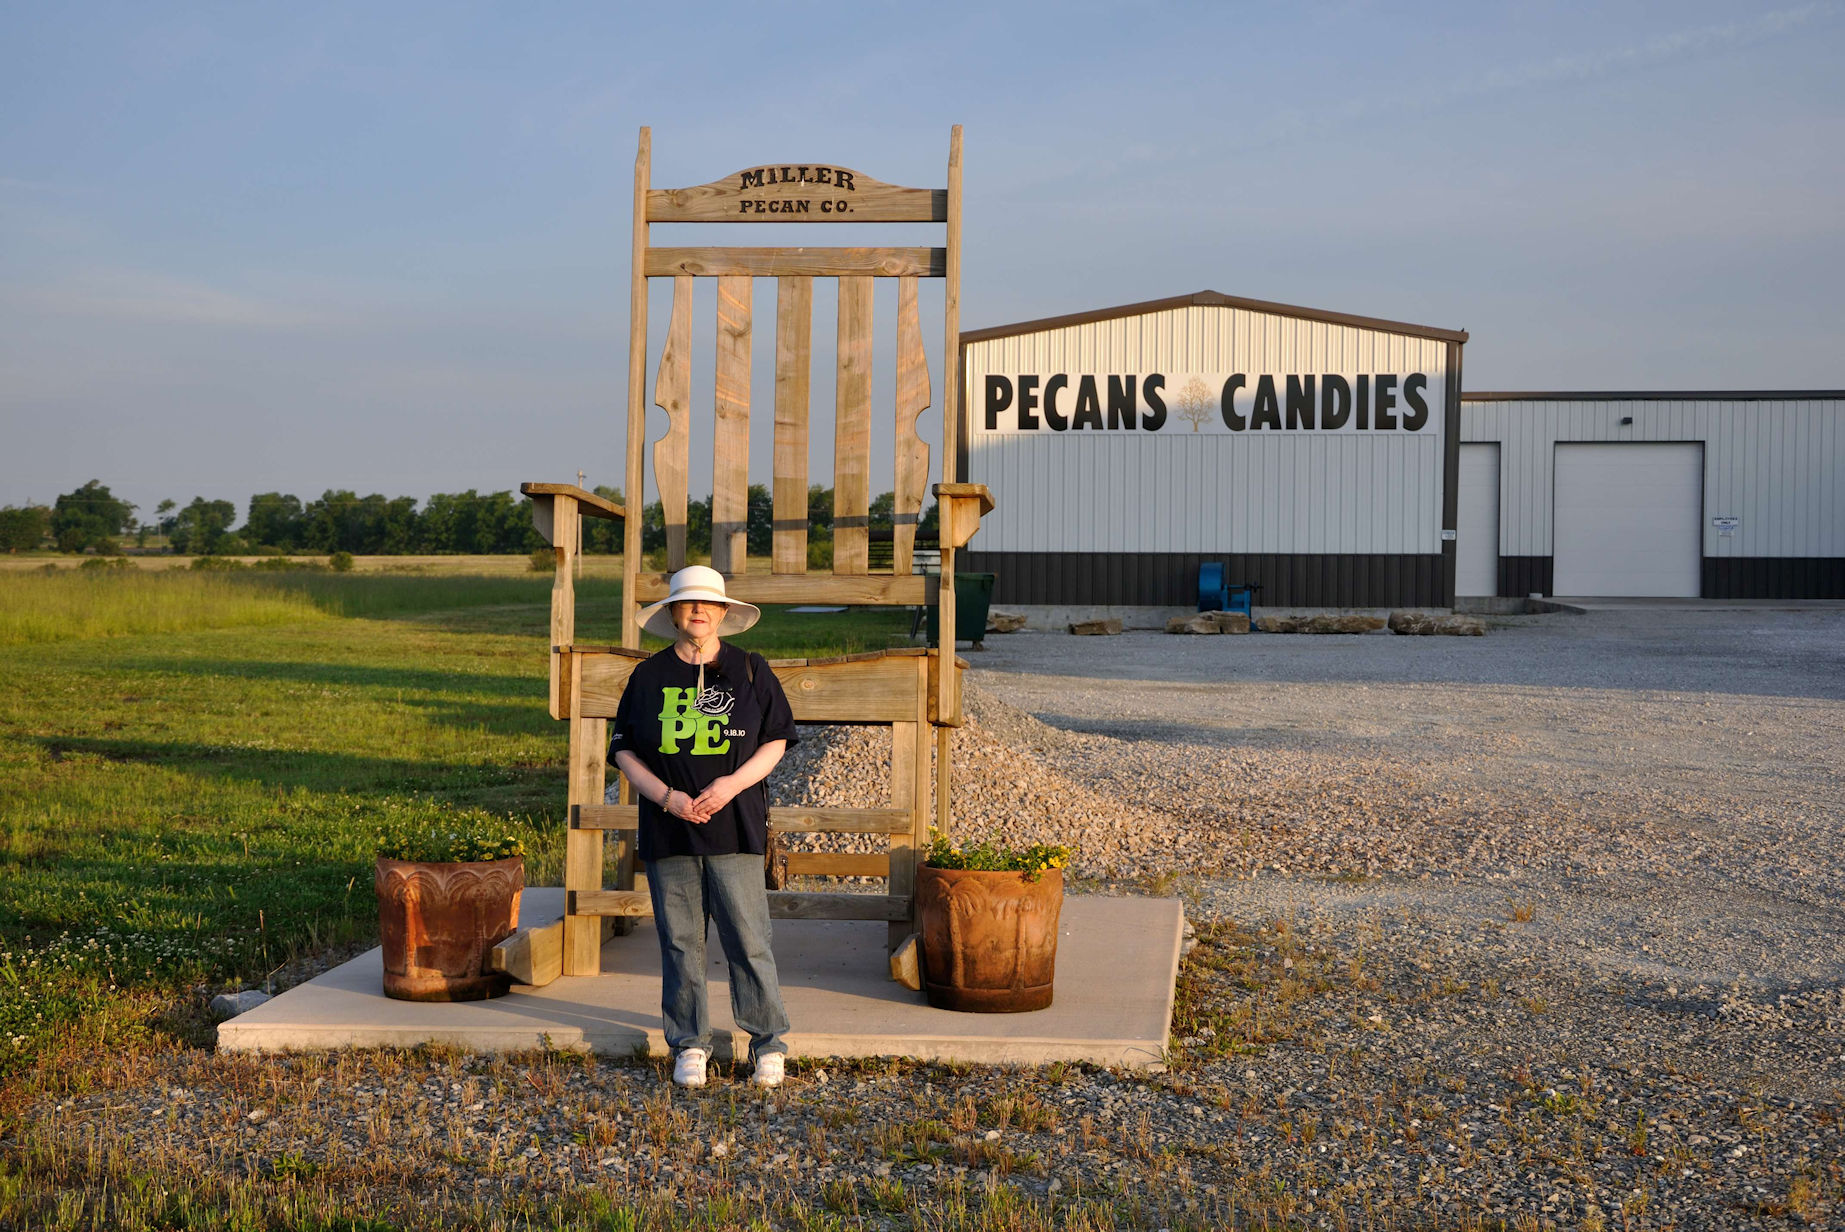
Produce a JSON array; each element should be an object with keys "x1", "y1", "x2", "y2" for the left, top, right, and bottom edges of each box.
[{"x1": 3, "y1": 479, "x2": 938, "y2": 558}]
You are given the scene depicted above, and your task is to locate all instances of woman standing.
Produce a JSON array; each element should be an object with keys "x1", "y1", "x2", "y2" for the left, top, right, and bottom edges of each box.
[{"x1": 609, "y1": 566, "x2": 797, "y2": 1088}]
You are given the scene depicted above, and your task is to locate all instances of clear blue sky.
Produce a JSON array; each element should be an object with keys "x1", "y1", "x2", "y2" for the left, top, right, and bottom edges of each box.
[{"x1": 3, "y1": 2, "x2": 1840, "y2": 520}]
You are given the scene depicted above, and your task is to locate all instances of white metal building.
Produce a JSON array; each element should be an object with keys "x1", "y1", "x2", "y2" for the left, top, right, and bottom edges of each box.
[
  {"x1": 957, "y1": 293, "x2": 1844, "y2": 605},
  {"x1": 1458, "y1": 392, "x2": 1845, "y2": 600},
  {"x1": 959, "y1": 291, "x2": 1468, "y2": 608}
]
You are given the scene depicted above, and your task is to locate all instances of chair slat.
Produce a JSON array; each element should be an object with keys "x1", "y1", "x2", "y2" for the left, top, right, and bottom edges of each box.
[
  {"x1": 646, "y1": 247, "x2": 944, "y2": 278},
  {"x1": 574, "y1": 803, "x2": 912, "y2": 835},
  {"x1": 833, "y1": 276, "x2": 873, "y2": 574},
  {"x1": 772, "y1": 277, "x2": 813, "y2": 574},
  {"x1": 711, "y1": 275, "x2": 752, "y2": 574},
  {"x1": 654, "y1": 276, "x2": 693, "y2": 570},
  {"x1": 893, "y1": 276, "x2": 931, "y2": 576}
]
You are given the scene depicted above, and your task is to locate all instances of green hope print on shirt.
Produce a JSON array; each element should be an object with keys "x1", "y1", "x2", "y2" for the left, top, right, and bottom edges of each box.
[{"x1": 658, "y1": 687, "x2": 734, "y2": 756}]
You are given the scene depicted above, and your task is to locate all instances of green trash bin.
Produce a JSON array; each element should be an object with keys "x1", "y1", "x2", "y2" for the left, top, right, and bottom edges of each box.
[{"x1": 925, "y1": 572, "x2": 997, "y2": 649}]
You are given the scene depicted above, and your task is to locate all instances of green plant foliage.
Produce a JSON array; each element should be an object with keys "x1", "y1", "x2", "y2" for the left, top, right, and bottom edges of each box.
[
  {"x1": 327, "y1": 550, "x2": 355, "y2": 572},
  {"x1": 375, "y1": 821, "x2": 526, "y2": 864},
  {"x1": 923, "y1": 828, "x2": 1071, "y2": 881},
  {"x1": 167, "y1": 496, "x2": 238, "y2": 555},
  {"x1": 50, "y1": 480, "x2": 136, "y2": 554},
  {"x1": 0, "y1": 504, "x2": 51, "y2": 553}
]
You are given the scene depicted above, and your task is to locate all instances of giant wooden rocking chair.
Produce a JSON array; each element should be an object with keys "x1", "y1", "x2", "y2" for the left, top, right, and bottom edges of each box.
[{"x1": 505, "y1": 127, "x2": 992, "y2": 983}]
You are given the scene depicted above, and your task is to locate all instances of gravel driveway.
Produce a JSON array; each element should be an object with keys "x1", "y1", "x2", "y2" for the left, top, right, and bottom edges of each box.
[{"x1": 965, "y1": 604, "x2": 1845, "y2": 994}]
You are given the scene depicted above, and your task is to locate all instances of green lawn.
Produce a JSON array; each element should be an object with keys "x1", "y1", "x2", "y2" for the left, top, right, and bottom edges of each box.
[{"x1": 0, "y1": 572, "x2": 914, "y2": 1078}]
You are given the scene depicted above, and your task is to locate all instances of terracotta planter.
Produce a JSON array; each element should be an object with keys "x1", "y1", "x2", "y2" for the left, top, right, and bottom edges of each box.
[
  {"x1": 375, "y1": 856, "x2": 523, "y2": 1002},
  {"x1": 916, "y1": 865, "x2": 1062, "y2": 1012}
]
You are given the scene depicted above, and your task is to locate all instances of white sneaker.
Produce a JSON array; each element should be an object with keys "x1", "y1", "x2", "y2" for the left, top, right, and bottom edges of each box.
[
  {"x1": 751, "y1": 1053, "x2": 785, "y2": 1087},
  {"x1": 672, "y1": 1048, "x2": 708, "y2": 1088}
]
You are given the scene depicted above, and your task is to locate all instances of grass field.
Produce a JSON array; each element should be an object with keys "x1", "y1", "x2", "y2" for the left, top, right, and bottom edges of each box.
[{"x1": 0, "y1": 570, "x2": 913, "y2": 1083}]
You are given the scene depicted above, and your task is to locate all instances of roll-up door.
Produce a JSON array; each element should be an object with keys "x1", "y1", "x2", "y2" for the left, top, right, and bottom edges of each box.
[
  {"x1": 1553, "y1": 443, "x2": 1702, "y2": 597},
  {"x1": 1457, "y1": 444, "x2": 1500, "y2": 596}
]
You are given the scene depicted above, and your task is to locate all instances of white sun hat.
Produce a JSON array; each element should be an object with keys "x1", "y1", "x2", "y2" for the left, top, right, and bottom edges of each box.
[{"x1": 637, "y1": 565, "x2": 761, "y2": 639}]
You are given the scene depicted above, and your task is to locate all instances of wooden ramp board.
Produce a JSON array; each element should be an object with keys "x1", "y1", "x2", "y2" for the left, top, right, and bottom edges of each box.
[{"x1": 219, "y1": 889, "x2": 1183, "y2": 1070}]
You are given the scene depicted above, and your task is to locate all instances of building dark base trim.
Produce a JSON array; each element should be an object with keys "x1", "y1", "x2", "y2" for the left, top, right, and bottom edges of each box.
[
  {"x1": 1702, "y1": 557, "x2": 1845, "y2": 599},
  {"x1": 962, "y1": 551, "x2": 1449, "y2": 609},
  {"x1": 1497, "y1": 556, "x2": 1554, "y2": 599},
  {"x1": 1489, "y1": 555, "x2": 1842, "y2": 599}
]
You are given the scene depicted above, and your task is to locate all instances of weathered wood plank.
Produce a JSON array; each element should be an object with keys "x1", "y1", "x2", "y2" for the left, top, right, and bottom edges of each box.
[
  {"x1": 578, "y1": 651, "x2": 924, "y2": 724},
  {"x1": 925, "y1": 648, "x2": 965, "y2": 728},
  {"x1": 888, "y1": 711, "x2": 919, "y2": 951},
  {"x1": 648, "y1": 168, "x2": 946, "y2": 223},
  {"x1": 889, "y1": 933, "x2": 923, "y2": 990},
  {"x1": 529, "y1": 492, "x2": 556, "y2": 546},
  {"x1": 547, "y1": 499, "x2": 579, "y2": 719},
  {"x1": 770, "y1": 808, "x2": 912, "y2": 835},
  {"x1": 766, "y1": 892, "x2": 911, "y2": 921},
  {"x1": 623, "y1": 128, "x2": 652, "y2": 649},
  {"x1": 772, "y1": 277, "x2": 813, "y2": 574},
  {"x1": 654, "y1": 276, "x2": 693, "y2": 571},
  {"x1": 893, "y1": 277, "x2": 931, "y2": 575},
  {"x1": 563, "y1": 668, "x2": 607, "y2": 976},
  {"x1": 630, "y1": 572, "x2": 932, "y2": 606},
  {"x1": 645, "y1": 248, "x2": 945, "y2": 279},
  {"x1": 520, "y1": 484, "x2": 625, "y2": 523},
  {"x1": 574, "y1": 804, "x2": 911, "y2": 835},
  {"x1": 941, "y1": 127, "x2": 962, "y2": 488},
  {"x1": 488, "y1": 920, "x2": 562, "y2": 986},
  {"x1": 574, "y1": 890, "x2": 653, "y2": 917},
  {"x1": 786, "y1": 852, "x2": 890, "y2": 879},
  {"x1": 933, "y1": 482, "x2": 995, "y2": 549},
  {"x1": 935, "y1": 128, "x2": 964, "y2": 729},
  {"x1": 586, "y1": 878, "x2": 919, "y2": 928},
  {"x1": 834, "y1": 276, "x2": 872, "y2": 575},
  {"x1": 712, "y1": 274, "x2": 752, "y2": 574},
  {"x1": 936, "y1": 723, "x2": 952, "y2": 840}
]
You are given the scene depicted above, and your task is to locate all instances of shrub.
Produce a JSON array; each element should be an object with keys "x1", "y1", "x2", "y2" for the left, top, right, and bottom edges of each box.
[
  {"x1": 376, "y1": 823, "x2": 526, "y2": 864},
  {"x1": 327, "y1": 550, "x2": 355, "y2": 572},
  {"x1": 924, "y1": 829, "x2": 1071, "y2": 881},
  {"x1": 189, "y1": 555, "x2": 248, "y2": 572},
  {"x1": 806, "y1": 534, "x2": 834, "y2": 570},
  {"x1": 77, "y1": 556, "x2": 131, "y2": 571},
  {"x1": 529, "y1": 547, "x2": 556, "y2": 572}
]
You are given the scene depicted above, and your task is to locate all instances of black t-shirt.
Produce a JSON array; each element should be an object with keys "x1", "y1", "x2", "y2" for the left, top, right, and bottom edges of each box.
[{"x1": 609, "y1": 643, "x2": 799, "y2": 861}]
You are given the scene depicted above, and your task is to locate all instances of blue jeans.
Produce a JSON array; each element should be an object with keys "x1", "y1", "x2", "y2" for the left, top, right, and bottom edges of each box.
[{"x1": 645, "y1": 853, "x2": 789, "y2": 1061}]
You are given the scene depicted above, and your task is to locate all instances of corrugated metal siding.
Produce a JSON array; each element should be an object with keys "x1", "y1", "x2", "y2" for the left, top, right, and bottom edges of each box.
[
  {"x1": 1460, "y1": 397, "x2": 1845, "y2": 559},
  {"x1": 966, "y1": 305, "x2": 1451, "y2": 556}
]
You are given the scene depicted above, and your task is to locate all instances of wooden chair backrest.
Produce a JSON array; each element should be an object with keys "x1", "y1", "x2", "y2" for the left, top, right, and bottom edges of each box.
[{"x1": 619, "y1": 127, "x2": 963, "y2": 647}]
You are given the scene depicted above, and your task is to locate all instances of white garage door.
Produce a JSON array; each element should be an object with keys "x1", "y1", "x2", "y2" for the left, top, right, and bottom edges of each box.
[
  {"x1": 1457, "y1": 444, "x2": 1500, "y2": 596},
  {"x1": 1553, "y1": 443, "x2": 1702, "y2": 597}
]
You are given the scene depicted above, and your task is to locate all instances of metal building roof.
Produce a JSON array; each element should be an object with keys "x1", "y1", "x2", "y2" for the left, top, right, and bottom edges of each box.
[{"x1": 960, "y1": 290, "x2": 1469, "y2": 347}]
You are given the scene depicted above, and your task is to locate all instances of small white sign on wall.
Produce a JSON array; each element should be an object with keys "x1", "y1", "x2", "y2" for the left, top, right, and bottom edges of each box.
[{"x1": 1712, "y1": 516, "x2": 1740, "y2": 538}]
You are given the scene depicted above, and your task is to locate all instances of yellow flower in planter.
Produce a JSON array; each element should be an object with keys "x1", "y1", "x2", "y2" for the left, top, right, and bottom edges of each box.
[{"x1": 923, "y1": 828, "x2": 1073, "y2": 882}]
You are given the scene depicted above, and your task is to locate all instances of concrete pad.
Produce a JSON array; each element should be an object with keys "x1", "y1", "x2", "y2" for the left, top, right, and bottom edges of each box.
[{"x1": 218, "y1": 890, "x2": 1182, "y2": 1069}]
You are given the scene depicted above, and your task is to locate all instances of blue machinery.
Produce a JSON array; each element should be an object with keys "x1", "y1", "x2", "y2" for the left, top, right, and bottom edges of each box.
[{"x1": 1197, "y1": 562, "x2": 1259, "y2": 617}]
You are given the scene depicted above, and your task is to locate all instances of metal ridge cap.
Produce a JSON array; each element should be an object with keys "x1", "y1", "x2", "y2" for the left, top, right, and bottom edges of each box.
[{"x1": 960, "y1": 289, "x2": 1467, "y2": 347}]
